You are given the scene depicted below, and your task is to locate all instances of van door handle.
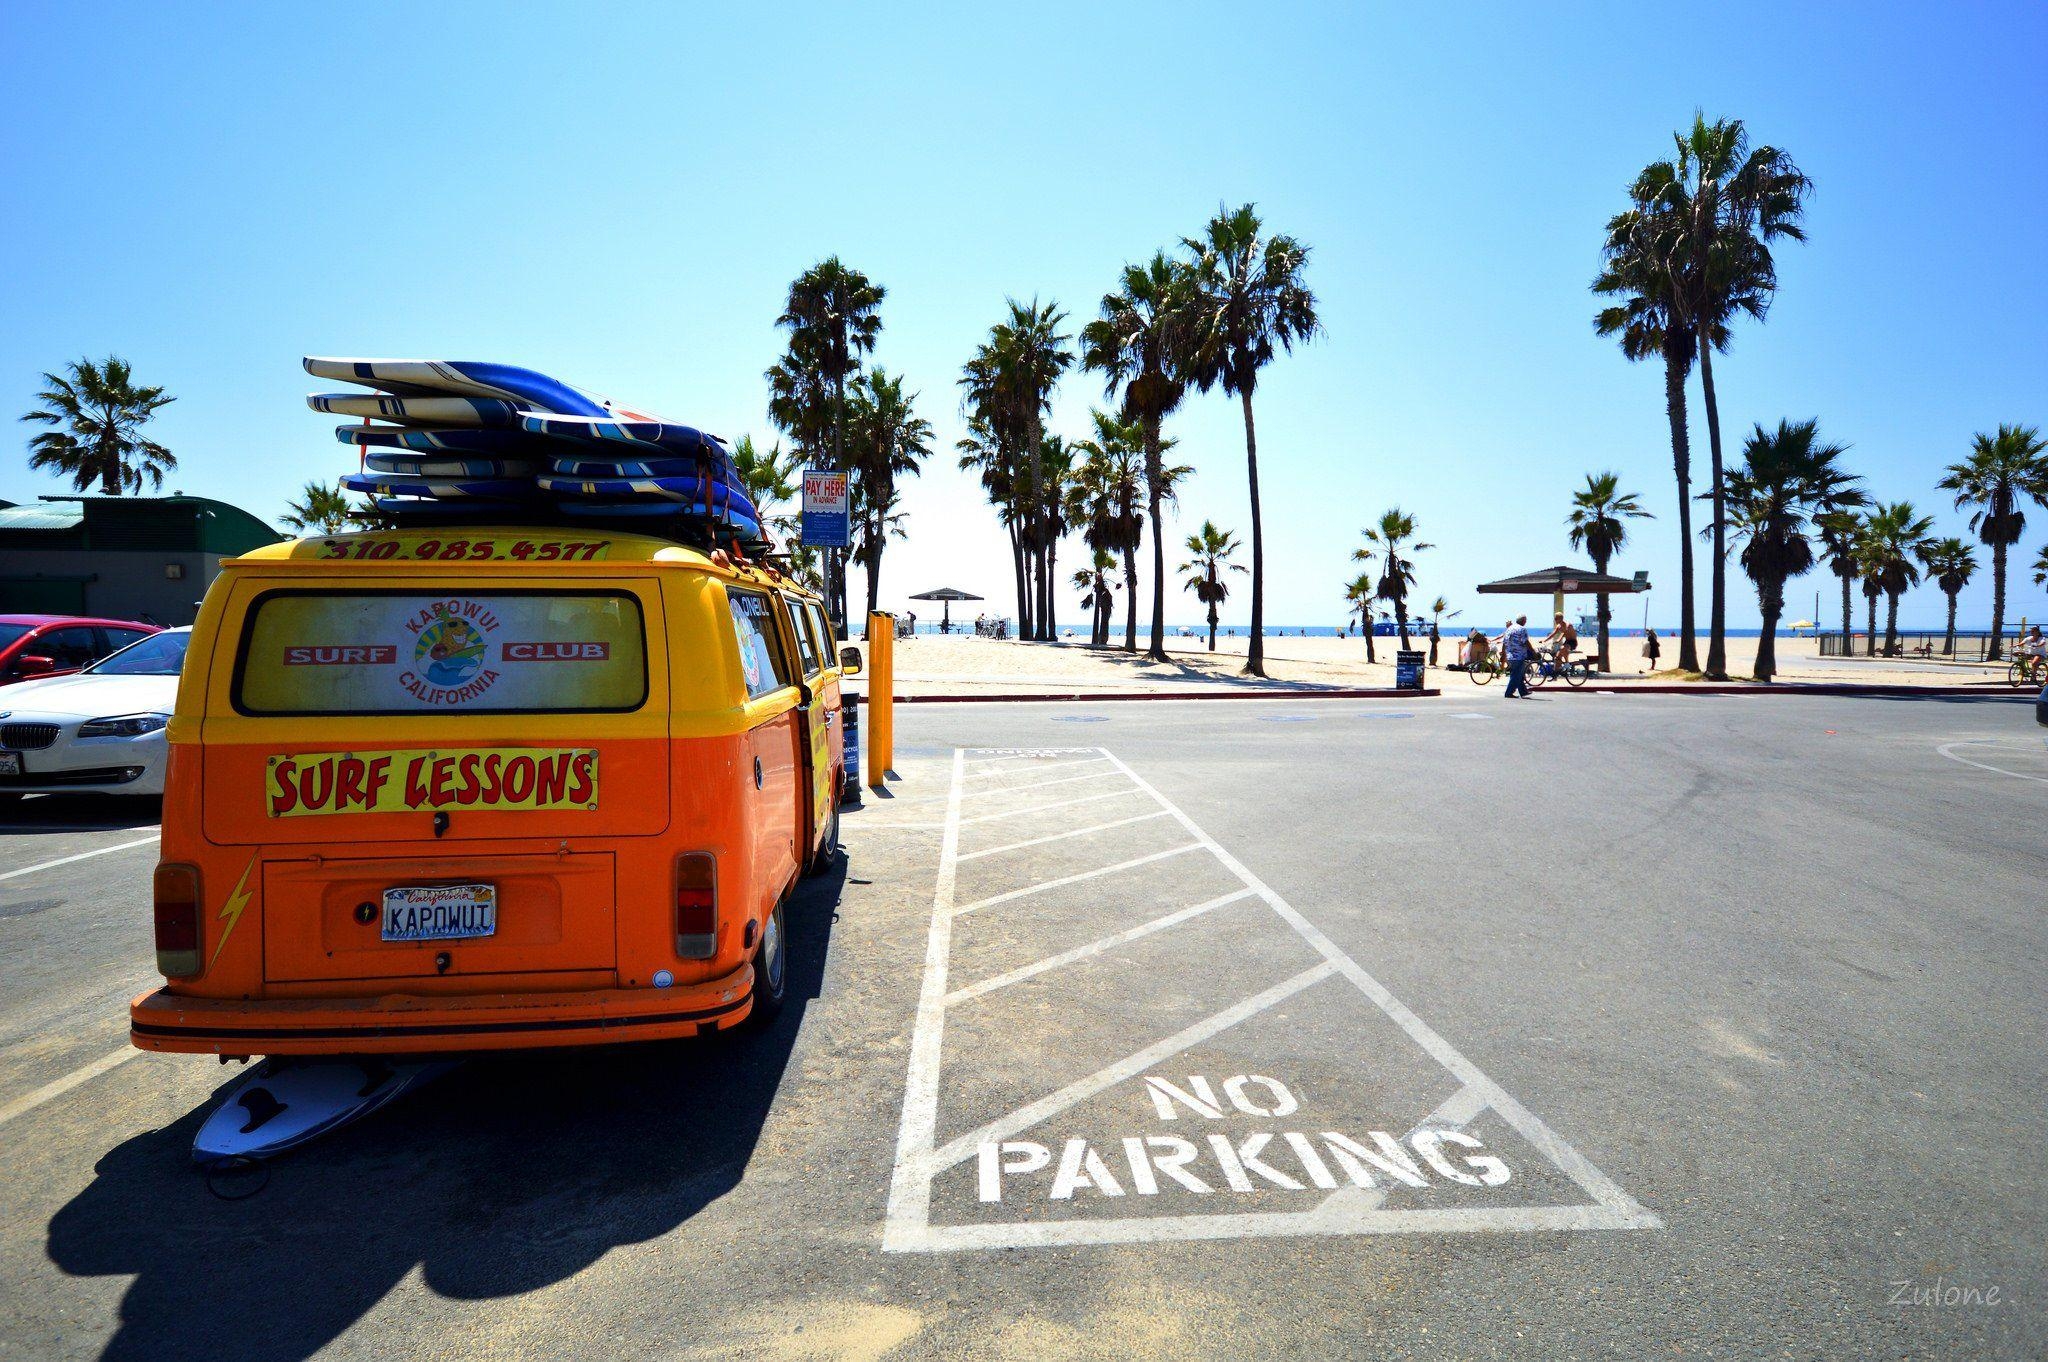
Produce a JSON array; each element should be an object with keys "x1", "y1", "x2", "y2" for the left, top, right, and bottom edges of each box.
[{"x1": 753, "y1": 756, "x2": 763, "y2": 789}]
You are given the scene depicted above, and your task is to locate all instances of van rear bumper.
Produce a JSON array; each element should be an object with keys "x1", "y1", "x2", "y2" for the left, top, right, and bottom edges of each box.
[{"x1": 130, "y1": 968, "x2": 754, "y2": 1056}]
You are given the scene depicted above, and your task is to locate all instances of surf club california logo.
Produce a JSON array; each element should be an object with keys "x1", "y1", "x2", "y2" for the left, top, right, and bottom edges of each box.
[{"x1": 400, "y1": 599, "x2": 502, "y2": 705}]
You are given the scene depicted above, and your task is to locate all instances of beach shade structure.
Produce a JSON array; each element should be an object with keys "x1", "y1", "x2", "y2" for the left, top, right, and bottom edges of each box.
[
  {"x1": 907, "y1": 587, "x2": 983, "y2": 634},
  {"x1": 1475, "y1": 565, "x2": 1651, "y2": 622}
]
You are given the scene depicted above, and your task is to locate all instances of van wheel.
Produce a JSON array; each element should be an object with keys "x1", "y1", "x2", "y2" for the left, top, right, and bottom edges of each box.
[
  {"x1": 806, "y1": 796, "x2": 840, "y2": 876},
  {"x1": 745, "y1": 897, "x2": 788, "y2": 1028}
]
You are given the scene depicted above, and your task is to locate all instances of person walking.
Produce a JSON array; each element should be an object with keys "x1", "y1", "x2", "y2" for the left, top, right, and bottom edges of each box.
[
  {"x1": 1642, "y1": 628, "x2": 1661, "y2": 674},
  {"x1": 1503, "y1": 614, "x2": 1535, "y2": 698}
]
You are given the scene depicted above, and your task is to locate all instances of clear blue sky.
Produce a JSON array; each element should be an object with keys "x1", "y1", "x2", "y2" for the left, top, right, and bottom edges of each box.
[{"x1": 5, "y1": 3, "x2": 2043, "y2": 631}]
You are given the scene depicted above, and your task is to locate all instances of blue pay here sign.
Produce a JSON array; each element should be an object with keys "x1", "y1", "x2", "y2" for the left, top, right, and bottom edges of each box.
[{"x1": 802, "y1": 468, "x2": 851, "y2": 548}]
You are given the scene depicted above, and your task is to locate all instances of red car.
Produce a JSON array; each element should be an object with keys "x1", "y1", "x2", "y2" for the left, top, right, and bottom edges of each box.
[{"x1": 0, "y1": 615, "x2": 161, "y2": 686}]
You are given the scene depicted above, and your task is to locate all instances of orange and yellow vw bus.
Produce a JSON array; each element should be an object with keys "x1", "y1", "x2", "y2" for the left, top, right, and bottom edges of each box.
[{"x1": 131, "y1": 527, "x2": 851, "y2": 1055}]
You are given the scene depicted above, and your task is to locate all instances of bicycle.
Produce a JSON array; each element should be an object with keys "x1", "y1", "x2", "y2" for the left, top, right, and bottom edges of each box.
[
  {"x1": 1530, "y1": 649, "x2": 1594, "y2": 688},
  {"x1": 2009, "y1": 653, "x2": 2046, "y2": 689},
  {"x1": 1467, "y1": 654, "x2": 1502, "y2": 685}
]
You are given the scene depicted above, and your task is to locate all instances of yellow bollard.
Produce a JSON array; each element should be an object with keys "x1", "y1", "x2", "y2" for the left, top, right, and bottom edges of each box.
[{"x1": 866, "y1": 611, "x2": 894, "y2": 789}]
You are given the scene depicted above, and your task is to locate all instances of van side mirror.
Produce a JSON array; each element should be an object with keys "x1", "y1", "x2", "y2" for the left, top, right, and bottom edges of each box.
[
  {"x1": 838, "y1": 647, "x2": 863, "y2": 675},
  {"x1": 15, "y1": 655, "x2": 55, "y2": 677}
]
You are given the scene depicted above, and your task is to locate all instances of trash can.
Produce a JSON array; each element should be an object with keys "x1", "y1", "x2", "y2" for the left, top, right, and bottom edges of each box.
[
  {"x1": 1395, "y1": 649, "x2": 1425, "y2": 690},
  {"x1": 841, "y1": 701, "x2": 863, "y2": 805}
]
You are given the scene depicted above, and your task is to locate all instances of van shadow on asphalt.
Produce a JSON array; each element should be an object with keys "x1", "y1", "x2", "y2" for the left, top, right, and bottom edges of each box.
[
  {"x1": 44, "y1": 853, "x2": 847, "y2": 1362},
  {"x1": 0, "y1": 794, "x2": 162, "y2": 835}
]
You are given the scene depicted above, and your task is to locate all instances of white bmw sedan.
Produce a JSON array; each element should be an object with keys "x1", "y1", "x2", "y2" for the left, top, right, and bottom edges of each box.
[{"x1": 0, "y1": 628, "x2": 189, "y2": 801}]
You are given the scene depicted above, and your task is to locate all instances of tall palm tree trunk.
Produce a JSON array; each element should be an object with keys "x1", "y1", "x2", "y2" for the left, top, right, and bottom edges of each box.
[
  {"x1": 1662, "y1": 347, "x2": 1700, "y2": 672},
  {"x1": 1698, "y1": 344, "x2": 1729, "y2": 678},
  {"x1": 1755, "y1": 582, "x2": 1781, "y2": 682},
  {"x1": 1884, "y1": 593, "x2": 1901, "y2": 656},
  {"x1": 1989, "y1": 548, "x2": 2008, "y2": 660},
  {"x1": 1839, "y1": 572, "x2": 1853, "y2": 656},
  {"x1": 1943, "y1": 593, "x2": 1958, "y2": 654},
  {"x1": 1009, "y1": 526, "x2": 1029, "y2": 637},
  {"x1": 1122, "y1": 543, "x2": 1139, "y2": 652},
  {"x1": 1143, "y1": 414, "x2": 1168, "y2": 662},
  {"x1": 1363, "y1": 617, "x2": 1376, "y2": 664},
  {"x1": 1865, "y1": 593, "x2": 1878, "y2": 656},
  {"x1": 1239, "y1": 391, "x2": 1267, "y2": 678},
  {"x1": 1046, "y1": 540, "x2": 1059, "y2": 638},
  {"x1": 1395, "y1": 608, "x2": 1410, "y2": 649},
  {"x1": 1595, "y1": 592, "x2": 1612, "y2": 671}
]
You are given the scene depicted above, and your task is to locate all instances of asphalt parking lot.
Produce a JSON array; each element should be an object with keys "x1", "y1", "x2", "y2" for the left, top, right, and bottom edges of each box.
[{"x1": 1, "y1": 690, "x2": 2043, "y2": 1359}]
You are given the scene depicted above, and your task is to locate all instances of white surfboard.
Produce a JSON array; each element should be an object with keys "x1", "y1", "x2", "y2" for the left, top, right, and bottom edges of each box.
[
  {"x1": 192, "y1": 1057, "x2": 457, "y2": 1163},
  {"x1": 308, "y1": 393, "x2": 525, "y2": 427}
]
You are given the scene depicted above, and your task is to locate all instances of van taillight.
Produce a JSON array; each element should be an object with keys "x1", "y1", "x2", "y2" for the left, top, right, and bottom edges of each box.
[
  {"x1": 675, "y1": 853, "x2": 717, "y2": 959},
  {"x1": 154, "y1": 863, "x2": 202, "y2": 978}
]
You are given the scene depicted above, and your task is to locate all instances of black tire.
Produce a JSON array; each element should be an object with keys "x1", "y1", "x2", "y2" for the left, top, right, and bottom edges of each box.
[
  {"x1": 2010, "y1": 659, "x2": 2032, "y2": 690},
  {"x1": 745, "y1": 896, "x2": 789, "y2": 1028},
  {"x1": 1470, "y1": 660, "x2": 1496, "y2": 685},
  {"x1": 1526, "y1": 660, "x2": 1550, "y2": 689},
  {"x1": 1564, "y1": 658, "x2": 1589, "y2": 687}
]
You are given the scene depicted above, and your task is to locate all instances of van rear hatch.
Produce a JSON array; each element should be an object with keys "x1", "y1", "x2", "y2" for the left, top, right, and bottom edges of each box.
[{"x1": 202, "y1": 580, "x2": 670, "y2": 847}]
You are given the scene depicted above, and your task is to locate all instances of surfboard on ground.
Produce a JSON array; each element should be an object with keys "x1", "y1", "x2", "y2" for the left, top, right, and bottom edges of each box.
[
  {"x1": 310, "y1": 393, "x2": 526, "y2": 427},
  {"x1": 304, "y1": 357, "x2": 615, "y2": 417},
  {"x1": 193, "y1": 1057, "x2": 458, "y2": 1164}
]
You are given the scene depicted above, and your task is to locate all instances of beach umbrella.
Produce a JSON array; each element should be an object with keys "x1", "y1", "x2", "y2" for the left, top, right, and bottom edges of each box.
[
  {"x1": 907, "y1": 586, "x2": 983, "y2": 633},
  {"x1": 1475, "y1": 564, "x2": 1651, "y2": 621}
]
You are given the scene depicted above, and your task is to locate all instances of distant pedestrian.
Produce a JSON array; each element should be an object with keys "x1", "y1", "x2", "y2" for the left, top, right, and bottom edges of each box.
[
  {"x1": 1503, "y1": 614, "x2": 1535, "y2": 698},
  {"x1": 1642, "y1": 628, "x2": 1661, "y2": 673}
]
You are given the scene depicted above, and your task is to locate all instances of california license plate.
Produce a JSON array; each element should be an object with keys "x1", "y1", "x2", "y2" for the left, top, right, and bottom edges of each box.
[
  {"x1": 0, "y1": 752, "x2": 18, "y2": 776},
  {"x1": 381, "y1": 883, "x2": 496, "y2": 942}
]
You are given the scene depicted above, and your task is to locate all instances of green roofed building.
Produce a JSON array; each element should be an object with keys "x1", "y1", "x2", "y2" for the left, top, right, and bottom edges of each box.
[{"x1": 0, "y1": 495, "x2": 284, "y2": 624}]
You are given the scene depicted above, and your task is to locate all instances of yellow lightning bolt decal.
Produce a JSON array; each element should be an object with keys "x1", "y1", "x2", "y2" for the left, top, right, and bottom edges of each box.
[{"x1": 209, "y1": 853, "x2": 257, "y2": 968}]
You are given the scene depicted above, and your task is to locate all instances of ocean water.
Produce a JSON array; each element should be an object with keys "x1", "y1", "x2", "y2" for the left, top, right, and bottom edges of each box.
[{"x1": 898, "y1": 622, "x2": 1985, "y2": 639}]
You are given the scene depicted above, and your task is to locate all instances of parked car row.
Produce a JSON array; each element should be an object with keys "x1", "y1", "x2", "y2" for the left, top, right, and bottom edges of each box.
[{"x1": 0, "y1": 622, "x2": 185, "y2": 800}]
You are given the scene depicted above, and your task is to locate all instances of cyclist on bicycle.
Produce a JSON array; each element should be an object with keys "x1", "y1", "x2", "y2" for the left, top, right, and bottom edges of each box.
[
  {"x1": 1541, "y1": 613, "x2": 1578, "y2": 671},
  {"x1": 2019, "y1": 626, "x2": 2046, "y2": 672}
]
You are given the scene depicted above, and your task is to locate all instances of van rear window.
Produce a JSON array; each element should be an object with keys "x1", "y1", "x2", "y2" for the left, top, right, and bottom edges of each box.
[{"x1": 235, "y1": 590, "x2": 648, "y2": 715}]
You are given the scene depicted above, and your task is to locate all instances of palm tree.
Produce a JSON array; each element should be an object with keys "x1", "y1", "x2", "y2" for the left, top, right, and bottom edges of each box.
[
  {"x1": 1662, "y1": 117, "x2": 1811, "y2": 679},
  {"x1": 1083, "y1": 253, "x2": 1192, "y2": 663},
  {"x1": 2034, "y1": 543, "x2": 2048, "y2": 590},
  {"x1": 22, "y1": 357, "x2": 177, "y2": 495},
  {"x1": 1915, "y1": 537, "x2": 1978, "y2": 656},
  {"x1": 1860, "y1": 502, "x2": 1935, "y2": 656},
  {"x1": 1073, "y1": 550, "x2": 1118, "y2": 646},
  {"x1": 1596, "y1": 193, "x2": 1700, "y2": 672},
  {"x1": 957, "y1": 415, "x2": 1032, "y2": 636},
  {"x1": 731, "y1": 434, "x2": 802, "y2": 539},
  {"x1": 1426, "y1": 596, "x2": 1456, "y2": 665},
  {"x1": 1937, "y1": 424, "x2": 2048, "y2": 659},
  {"x1": 1815, "y1": 509, "x2": 1867, "y2": 654},
  {"x1": 1343, "y1": 571, "x2": 1378, "y2": 664},
  {"x1": 1036, "y1": 433, "x2": 1080, "y2": 638},
  {"x1": 1180, "y1": 520, "x2": 1245, "y2": 652},
  {"x1": 1357, "y1": 509, "x2": 1431, "y2": 648},
  {"x1": 771, "y1": 259, "x2": 885, "y2": 625},
  {"x1": 961, "y1": 301, "x2": 1072, "y2": 639},
  {"x1": 1071, "y1": 410, "x2": 1183, "y2": 653},
  {"x1": 1565, "y1": 471, "x2": 1653, "y2": 670},
  {"x1": 846, "y1": 369, "x2": 932, "y2": 613},
  {"x1": 1721, "y1": 419, "x2": 1855, "y2": 680},
  {"x1": 1178, "y1": 205, "x2": 1320, "y2": 677},
  {"x1": 280, "y1": 480, "x2": 353, "y2": 535}
]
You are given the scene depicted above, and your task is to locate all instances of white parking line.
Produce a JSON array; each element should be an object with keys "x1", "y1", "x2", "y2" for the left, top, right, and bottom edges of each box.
[
  {"x1": 883, "y1": 745, "x2": 1662, "y2": 1253},
  {"x1": 1937, "y1": 740, "x2": 2048, "y2": 785},
  {"x1": 967, "y1": 767, "x2": 1124, "y2": 797},
  {"x1": 0, "y1": 1046, "x2": 140, "y2": 1130},
  {"x1": 950, "y1": 844, "x2": 1203, "y2": 917},
  {"x1": 958, "y1": 787, "x2": 1142, "y2": 825},
  {"x1": 945, "y1": 888, "x2": 1256, "y2": 1005},
  {"x1": 0, "y1": 835, "x2": 159, "y2": 883},
  {"x1": 956, "y1": 810, "x2": 1174, "y2": 862},
  {"x1": 968, "y1": 756, "x2": 1108, "y2": 781}
]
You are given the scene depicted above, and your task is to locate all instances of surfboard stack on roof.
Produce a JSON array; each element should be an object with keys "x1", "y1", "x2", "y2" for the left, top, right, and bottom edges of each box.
[{"x1": 305, "y1": 358, "x2": 767, "y2": 547}]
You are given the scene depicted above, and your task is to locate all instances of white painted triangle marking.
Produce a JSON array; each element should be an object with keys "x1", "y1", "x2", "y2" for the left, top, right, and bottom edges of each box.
[{"x1": 882, "y1": 746, "x2": 1662, "y2": 1253}]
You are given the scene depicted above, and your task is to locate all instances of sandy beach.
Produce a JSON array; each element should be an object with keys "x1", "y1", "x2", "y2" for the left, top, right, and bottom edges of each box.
[{"x1": 863, "y1": 629, "x2": 2015, "y2": 695}]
